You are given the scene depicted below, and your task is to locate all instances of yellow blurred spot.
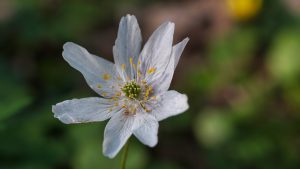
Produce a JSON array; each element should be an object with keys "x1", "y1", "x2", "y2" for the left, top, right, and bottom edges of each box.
[
  {"x1": 102, "y1": 74, "x2": 111, "y2": 80},
  {"x1": 117, "y1": 75, "x2": 122, "y2": 81},
  {"x1": 121, "y1": 64, "x2": 126, "y2": 70},
  {"x1": 226, "y1": 0, "x2": 262, "y2": 21},
  {"x1": 129, "y1": 57, "x2": 133, "y2": 65},
  {"x1": 129, "y1": 57, "x2": 136, "y2": 70},
  {"x1": 147, "y1": 67, "x2": 156, "y2": 74},
  {"x1": 137, "y1": 70, "x2": 142, "y2": 77},
  {"x1": 97, "y1": 84, "x2": 102, "y2": 89},
  {"x1": 151, "y1": 95, "x2": 156, "y2": 100},
  {"x1": 115, "y1": 92, "x2": 121, "y2": 97},
  {"x1": 102, "y1": 92, "x2": 107, "y2": 97}
]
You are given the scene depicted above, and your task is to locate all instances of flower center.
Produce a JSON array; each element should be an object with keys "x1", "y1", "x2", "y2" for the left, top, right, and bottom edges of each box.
[{"x1": 121, "y1": 81, "x2": 141, "y2": 99}]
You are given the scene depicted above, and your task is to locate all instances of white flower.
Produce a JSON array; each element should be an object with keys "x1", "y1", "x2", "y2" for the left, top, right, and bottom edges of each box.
[{"x1": 52, "y1": 14, "x2": 189, "y2": 158}]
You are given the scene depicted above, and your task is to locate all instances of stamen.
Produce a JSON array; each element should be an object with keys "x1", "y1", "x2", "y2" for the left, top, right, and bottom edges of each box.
[
  {"x1": 151, "y1": 95, "x2": 157, "y2": 100},
  {"x1": 102, "y1": 74, "x2": 111, "y2": 80},
  {"x1": 143, "y1": 85, "x2": 153, "y2": 101},
  {"x1": 129, "y1": 57, "x2": 133, "y2": 65},
  {"x1": 121, "y1": 64, "x2": 126, "y2": 70},
  {"x1": 97, "y1": 84, "x2": 102, "y2": 89},
  {"x1": 147, "y1": 67, "x2": 156, "y2": 74},
  {"x1": 121, "y1": 81, "x2": 141, "y2": 99},
  {"x1": 115, "y1": 91, "x2": 122, "y2": 97},
  {"x1": 137, "y1": 69, "x2": 142, "y2": 78},
  {"x1": 129, "y1": 57, "x2": 137, "y2": 70},
  {"x1": 140, "y1": 102, "x2": 151, "y2": 112}
]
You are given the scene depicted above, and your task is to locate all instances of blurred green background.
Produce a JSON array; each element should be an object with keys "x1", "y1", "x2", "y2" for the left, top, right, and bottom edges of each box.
[{"x1": 1, "y1": 0, "x2": 300, "y2": 168}]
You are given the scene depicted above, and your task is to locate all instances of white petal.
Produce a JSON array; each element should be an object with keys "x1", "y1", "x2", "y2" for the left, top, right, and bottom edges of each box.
[
  {"x1": 138, "y1": 22, "x2": 174, "y2": 83},
  {"x1": 62, "y1": 42, "x2": 117, "y2": 97},
  {"x1": 173, "y1": 38, "x2": 189, "y2": 69},
  {"x1": 152, "y1": 90, "x2": 189, "y2": 121},
  {"x1": 103, "y1": 112, "x2": 133, "y2": 158},
  {"x1": 152, "y1": 38, "x2": 189, "y2": 93},
  {"x1": 113, "y1": 14, "x2": 142, "y2": 80},
  {"x1": 133, "y1": 113, "x2": 158, "y2": 147},
  {"x1": 52, "y1": 97, "x2": 115, "y2": 124}
]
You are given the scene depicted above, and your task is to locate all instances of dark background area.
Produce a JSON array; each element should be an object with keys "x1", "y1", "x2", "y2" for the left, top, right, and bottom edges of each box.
[{"x1": 1, "y1": 0, "x2": 300, "y2": 168}]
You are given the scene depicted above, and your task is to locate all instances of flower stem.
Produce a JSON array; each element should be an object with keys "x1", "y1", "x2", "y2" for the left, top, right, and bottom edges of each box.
[{"x1": 120, "y1": 140, "x2": 130, "y2": 169}]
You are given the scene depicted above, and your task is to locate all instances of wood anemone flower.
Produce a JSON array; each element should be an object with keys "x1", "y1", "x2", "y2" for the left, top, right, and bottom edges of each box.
[{"x1": 52, "y1": 14, "x2": 189, "y2": 158}]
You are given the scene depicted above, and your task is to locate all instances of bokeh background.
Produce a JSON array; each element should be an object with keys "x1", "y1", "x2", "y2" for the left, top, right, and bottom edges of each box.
[{"x1": 1, "y1": 0, "x2": 300, "y2": 168}]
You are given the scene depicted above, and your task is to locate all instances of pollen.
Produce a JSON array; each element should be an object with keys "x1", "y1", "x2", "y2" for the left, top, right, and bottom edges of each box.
[
  {"x1": 129, "y1": 57, "x2": 133, "y2": 65},
  {"x1": 147, "y1": 67, "x2": 156, "y2": 74},
  {"x1": 143, "y1": 84, "x2": 153, "y2": 101},
  {"x1": 121, "y1": 64, "x2": 126, "y2": 70},
  {"x1": 121, "y1": 81, "x2": 141, "y2": 99},
  {"x1": 151, "y1": 95, "x2": 156, "y2": 100},
  {"x1": 115, "y1": 91, "x2": 122, "y2": 97},
  {"x1": 102, "y1": 73, "x2": 111, "y2": 80},
  {"x1": 129, "y1": 57, "x2": 136, "y2": 70},
  {"x1": 137, "y1": 70, "x2": 142, "y2": 77}
]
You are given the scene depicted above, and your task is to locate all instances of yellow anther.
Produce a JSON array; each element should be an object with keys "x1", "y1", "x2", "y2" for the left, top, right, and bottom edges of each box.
[
  {"x1": 102, "y1": 92, "x2": 107, "y2": 97},
  {"x1": 141, "y1": 80, "x2": 147, "y2": 84},
  {"x1": 111, "y1": 97, "x2": 118, "y2": 101},
  {"x1": 144, "y1": 85, "x2": 153, "y2": 101},
  {"x1": 138, "y1": 60, "x2": 141, "y2": 66},
  {"x1": 97, "y1": 84, "x2": 102, "y2": 89},
  {"x1": 140, "y1": 103, "x2": 151, "y2": 112},
  {"x1": 121, "y1": 64, "x2": 126, "y2": 70},
  {"x1": 137, "y1": 70, "x2": 142, "y2": 77},
  {"x1": 129, "y1": 57, "x2": 133, "y2": 65},
  {"x1": 147, "y1": 67, "x2": 156, "y2": 74},
  {"x1": 132, "y1": 63, "x2": 136, "y2": 70},
  {"x1": 151, "y1": 96, "x2": 157, "y2": 100},
  {"x1": 129, "y1": 57, "x2": 136, "y2": 70},
  {"x1": 108, "y1": 108, "x2": 113, "y2": 112},
  {"x1": 102, "y1": 73, "x2": 111, "y2": 80},
  {"x1": 115, "y1": 92, "x2": 121, "y2": 97},
  {"x1": 114, "y1": 102, "x2": 119, "y2": 106},
  {"x1": 121, "y1": 104, "x2": 126, "y2": 108}
]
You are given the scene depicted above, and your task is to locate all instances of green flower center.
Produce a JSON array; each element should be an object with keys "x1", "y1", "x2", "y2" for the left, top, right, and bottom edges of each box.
[{"x1": 121, "y1": 81, "x2": 141, "y2": 99}]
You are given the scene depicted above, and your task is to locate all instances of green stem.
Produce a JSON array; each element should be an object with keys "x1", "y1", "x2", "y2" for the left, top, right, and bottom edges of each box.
[{"x1": 120, "y1": 140, "x2": 130, "y2": 169}]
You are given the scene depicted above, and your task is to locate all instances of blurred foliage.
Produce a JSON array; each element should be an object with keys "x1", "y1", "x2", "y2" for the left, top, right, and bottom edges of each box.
[{"x1": 1, "y1": 0, "x2": 300, "y2": 169}]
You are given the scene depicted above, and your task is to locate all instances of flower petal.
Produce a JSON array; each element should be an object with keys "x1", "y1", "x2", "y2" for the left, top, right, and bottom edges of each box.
[
  {"x1": 133, "y1": 113, "x2": 158, "y2": 147},
  {"x1": 103, "y1": 112, "x2": 133, "y2": 158},
  {"x1": 103, "y1": 111, "x2": 146, "y2": 158},
  {"x1": 152, "y1": 90, "x2": 189, "y2": 121},
  {"x1": 172, "y1": 38, "x2": 189, "y2": 70},
  {"x1": 113, "y1": 14, "x2": 142, "y2": 80},
  {"x1": 152, "y1": 38, "x2": 189, "y2": 93},
  {"x1": 52, "y1": 97, "x2": 115, "y2": 124},
  {"x1": 62, "y1": 42, "x2": 117, "y2": 97},
  {"x1": 138, "y1": 22, "x2": 174, "y2": 84}
]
